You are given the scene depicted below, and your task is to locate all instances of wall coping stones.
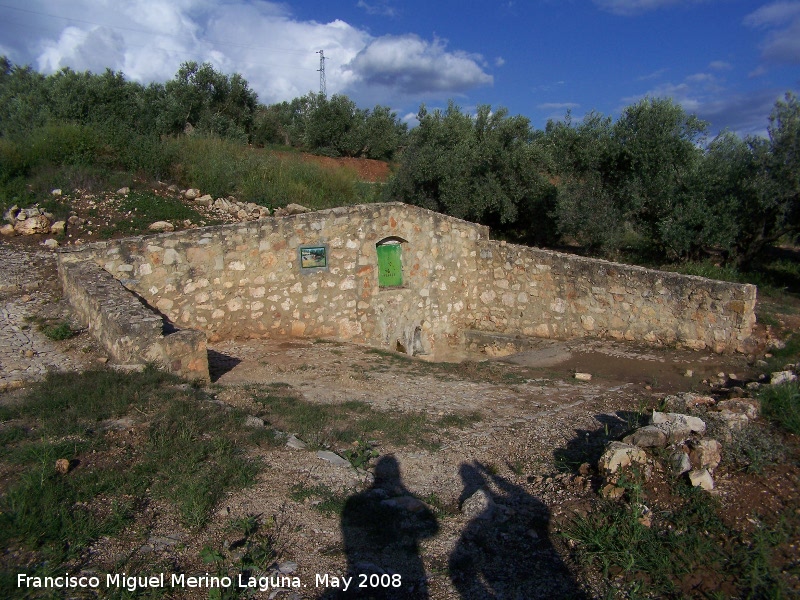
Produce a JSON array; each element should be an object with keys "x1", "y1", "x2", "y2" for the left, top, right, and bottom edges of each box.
[{"x1": 57, "y1": 259, "x2": 209, "y2": 381}]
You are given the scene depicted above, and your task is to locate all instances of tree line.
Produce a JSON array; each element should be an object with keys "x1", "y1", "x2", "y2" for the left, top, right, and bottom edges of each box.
[{"x1": 1, "y1": 57, "x2": 797, "y2": 266}]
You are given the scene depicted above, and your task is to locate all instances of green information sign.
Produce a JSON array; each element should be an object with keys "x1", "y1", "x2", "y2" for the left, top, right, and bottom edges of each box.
[{"x1": 377, "y1": 243, "x2": 402, "y2": 287}]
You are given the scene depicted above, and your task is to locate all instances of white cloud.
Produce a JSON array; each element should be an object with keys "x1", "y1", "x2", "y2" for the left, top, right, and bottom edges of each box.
[
  {"x1": 356, "y1": 0, "x2": 398, "y2": 17},
  {"x1": 744, "y1": 2, "x2": 800, "y2": 64},
  {"x1": 708, "y1": 60, "x2": 732, "y2": 70},
  {"x1": 537, "y1": 102, "x2": 580, "y2": 110},
  {"x1": 1, "y1": 0, "x2": 490, "y2": 107},
  {"x1": 593, "y1": 0, "x2": 705, "y2": 16},
  {"x1": 623, "y1": 70, "x2": 787, "y2": 136},
  {"x1": 344, "y1": 34, "x2": 493, "y2": 96}
]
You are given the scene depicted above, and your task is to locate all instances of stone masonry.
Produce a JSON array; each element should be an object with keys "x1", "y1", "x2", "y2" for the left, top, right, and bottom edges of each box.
[{"x1": 57, "y1": 202, "x2": 756, "y2": 380}]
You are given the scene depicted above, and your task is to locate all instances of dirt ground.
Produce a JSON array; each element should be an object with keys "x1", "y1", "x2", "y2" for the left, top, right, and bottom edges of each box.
[{"x1": 2, "y1": 235, "x2": 799, "y2": 598}]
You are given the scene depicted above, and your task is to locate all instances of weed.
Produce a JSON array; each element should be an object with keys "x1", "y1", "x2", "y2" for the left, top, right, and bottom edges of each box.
[
  {"x1": 342, "y1": 440, "x2": 379, "y2": 470},
  {"x1": 436, "y1": 411, "x2": 483, "y2": 429},
  {"x1": 759, "y1": 382, "x2": 800, "y2": 435},
  {"x1": 564, "y1": 472, "x2": 796, "y2": 598},
  {"x1": 40, "y1": 320, "x2": 77, "y2": 341},
  {"x1": 725, "y1": 422, "x2": 787, "y2": 473},
  {"x1": 100, "y1": 191, "x2": 213, "y2": 238},
  {"x1": 289, "y1": 483, "x2": 348, "y2": 515},
  {"x1": 0, "y1": 368, "x2": 264, "y2": 591},
  {"x1": 252, "y1": 388, "x2": 435, "y2": 448}
]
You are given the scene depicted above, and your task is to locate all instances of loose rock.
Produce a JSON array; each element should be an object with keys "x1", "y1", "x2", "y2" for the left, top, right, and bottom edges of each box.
[
  {"x1": 771, "y1": 371, "x2": 797, "y2": 386},
  {"x1": 460, "y1": 488, "x2": 495, "y2": 519},
  {"x1": 688, "y1": 468, "x2": 714, "y2": 491}
]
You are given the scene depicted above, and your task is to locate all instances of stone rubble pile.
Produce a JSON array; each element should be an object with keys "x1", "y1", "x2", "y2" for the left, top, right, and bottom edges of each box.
[
  {"x1": 1, "y1": 185, "x2": 312, "y2": 243},
  {"x1": 1, "y1": 204, "x2": 66, "y2": 239},
  {"x1": 597, "y1": 380, "x2": 783, "y2": 498},
  {"x1": 181, "y1": 188, "x2": 273, "y2": 221}
]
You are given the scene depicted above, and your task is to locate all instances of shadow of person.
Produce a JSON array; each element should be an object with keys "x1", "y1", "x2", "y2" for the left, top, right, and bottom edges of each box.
[
  {"x1": 449, "y1": 462, "x2": 587, "y2": 599},
  {"x1": 328, "y1": 455, "x2": 439, "y2": 599}
]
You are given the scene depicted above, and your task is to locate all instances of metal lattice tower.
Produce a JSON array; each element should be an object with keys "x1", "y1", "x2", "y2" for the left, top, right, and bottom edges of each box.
[{"x1": 317, "y1": 50, "x2": 327, "y2": 98}]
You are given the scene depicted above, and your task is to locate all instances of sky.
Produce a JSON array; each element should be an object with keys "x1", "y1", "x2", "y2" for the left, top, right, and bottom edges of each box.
[{"x1": 0, "y1": 0, "x2": 798, "y2": 137}]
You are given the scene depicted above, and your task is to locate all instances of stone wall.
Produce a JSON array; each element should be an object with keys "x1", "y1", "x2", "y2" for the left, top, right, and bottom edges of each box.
[
  {"x1": 58, "y1": 259, "x2": 209, "y2": 381},
  {"x1": 58, "y1": 203, "x2": 488, "y2": 359},
  {"x1": 57, "y1": 202, "x2": 757, "y2": 363},
  {"x1": 460, "y1": 241, "x2": 756, "y2": 354}
]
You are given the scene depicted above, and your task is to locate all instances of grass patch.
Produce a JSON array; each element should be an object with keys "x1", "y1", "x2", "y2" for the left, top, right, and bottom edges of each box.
[
  {"x1": 289, "y1": 483, "x2": 348, "y2": 516},
  {"x1": 564, "y1": 472, "x2": 799, "y2": 598},
  {"x1": 759, "y1": 382, "x2": 800, "y2": 435},
  {"x1": 724, "y1": 422, "x2": 788, "y2": 473},
  {"x1": 39, "y1": 320, "x2": 78, "y2": 341},
  {"x1": 100, "y1": 190, "x2": 211, "y2": 237},
  {"x1": 0, "y1": 368, "x2": 263, "y2": 596},
  {"x1": 252, "y1": 388, "x2": 432, "y2": 448}
]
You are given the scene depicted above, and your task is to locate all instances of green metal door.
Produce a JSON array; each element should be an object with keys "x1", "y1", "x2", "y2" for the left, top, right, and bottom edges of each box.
[{"x1": 377, "y1": 244, "x2": 402, "y2": 287}]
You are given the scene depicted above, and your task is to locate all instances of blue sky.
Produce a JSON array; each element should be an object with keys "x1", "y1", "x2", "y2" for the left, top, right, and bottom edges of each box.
[{"x1": 1, "y1": 0, "x2": 798, "y2": 137}]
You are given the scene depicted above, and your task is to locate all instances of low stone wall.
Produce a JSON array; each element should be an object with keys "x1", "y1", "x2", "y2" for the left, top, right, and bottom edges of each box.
[
  {"x1": 58, "y1": 260, "x2": 209, "y2": 381},
  {"x1": 57, "y1": 202, "x2": 757, "y2": 364},
  {"x1": 462, "y1": 241, "x2": 756, "y2": 353}
]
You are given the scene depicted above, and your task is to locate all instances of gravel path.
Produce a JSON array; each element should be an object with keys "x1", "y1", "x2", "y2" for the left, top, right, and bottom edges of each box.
[{"x1": 0, "y1": 245, "x2": 94, "y2": 391}]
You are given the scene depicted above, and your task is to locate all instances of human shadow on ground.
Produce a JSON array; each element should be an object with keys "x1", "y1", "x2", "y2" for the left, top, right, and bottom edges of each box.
[
  {"x1": 324, "y1": 455, "x2": 439, "y2": 599},
  {"x1": 449, "y1": 462, "x2": 588, "y2": 599}
]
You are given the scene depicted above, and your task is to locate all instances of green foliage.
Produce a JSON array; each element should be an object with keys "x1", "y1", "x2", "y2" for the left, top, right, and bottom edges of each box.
[
  {"x1": 101, "y1": 190, "x2": 210, "y2": 237},
  {"x1": 40, "y1": 320, "x2": 77, "y2": 340},
  {"x1": 0, "y1": 367, "x2": 262, "y2": 574},
  {"x1": 565, "y1": 478, "x2": 795, "y2": 598},
  {"x1": 255, "y1": 93, "x2": 407, "y2": 160},
  {"x1": 386, "y1": 102, "x2": 557, "y2": 244},
  {"x1": 342, "y1": 440, "x2": 379, "y2": 469},
  {"x1": 759, "y1": 382, "x2": 800, "y2": 435}
]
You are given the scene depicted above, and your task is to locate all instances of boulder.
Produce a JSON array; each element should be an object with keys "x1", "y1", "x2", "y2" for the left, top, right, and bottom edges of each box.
[
  {"x1": 116, "y1": 187, "x2": 130, "y2": 195},
  {"x1": 14, "y1": 215, "x2": 51, "y2": 235},
  {"x1": 574, "y1": 372, "x2": 592, "y2": 381},
  {"x1": 688, "y1": 468, "x2": 714, "y2": 491},
  {"x1": 651, "y1": 411, "x2": 706, "y2": 442},
  {"x1": 770, "y1": 371, "x2": 797, "y2": 386},
  {"x1": 715, "y1": 399, "x2": 758, "y2": 420},
  {"x1": 0, "y1": 223, "x2": 15, "y2": 236},
  {"x1": 284, "y1": 203, "x2": 311, "y2": 215},
  {"x1": 184, "y1": 188, "x2": 201, "y2": 200},
  {"x1": 51, "y1": 188, "x2": 62, "y2": 197},
  {"x1": 460, "y1": 488, "x2": 495, "y2": 519},
  {"x1": 663, "y1": 392, "x2": 715, "y2": 411},
  {"x1": 50, "y1": 221, "x2": 66, "y2": 235},
  {"x1": 41, "y1": 238, "x2": 59, "y2": 249},
  {"x1": 195, "y1": 194, "x2": 213, "y2": 207},
  {"x1": 148, "y1": 221, "x2": 175, "y2": 232},
  {"x1": 2, "y1": 205, "x2": 18, "y2": 223},
  {"x1": 316, "y1": 450, "x2": 351, "y2": 468},
  {"x1": 244, "y1": 415, "x2": 264, "y2": 428},
  {"x1": 622, "y1": 424, "x2": 669, "y2": 448},
  {"x1": 670, "y1": 450, "x2": 692, "y2": 475},
  {"x1": 598, "y1": 441, "x2": 648, "y2": 479},
  {"x1": 708, "y1": 411, "x2": 749, "y2": 441},
  {"x1": 688, "y1": 439, "x2": 721, "y2": 470}
]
